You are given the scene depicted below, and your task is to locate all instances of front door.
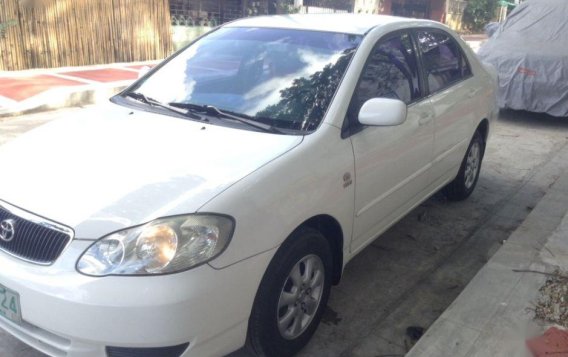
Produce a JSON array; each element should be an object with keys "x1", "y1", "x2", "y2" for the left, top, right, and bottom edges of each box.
[{"x1": 348, "y1": 31, "x2": 435, "y2": 251}]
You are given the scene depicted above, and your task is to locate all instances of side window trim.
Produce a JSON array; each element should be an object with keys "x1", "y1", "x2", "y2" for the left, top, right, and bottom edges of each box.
[
  {"x1": 409, "y1": 29, "x2": 429, "y2": 100},
  {"x1": 414, "y1": 27, "x2": 474, "y2": 97},
  {"x1": 459, "y1": 41, "x2": 474, "y2": 79},
  {"x1": 341, "y1": 29, "x2": 426, "y2": 139}
]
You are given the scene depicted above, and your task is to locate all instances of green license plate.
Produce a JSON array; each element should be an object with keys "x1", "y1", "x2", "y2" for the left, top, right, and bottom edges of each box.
[{"x1": 0, "y1": 284, "x2": 21, "y2": 324}]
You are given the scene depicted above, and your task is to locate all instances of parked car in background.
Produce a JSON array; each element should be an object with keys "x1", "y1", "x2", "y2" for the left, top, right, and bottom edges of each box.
[
  {"x1": 478, "y1": 0, "x2": 568, "y2": 117},
  {"x1": 484, "y1": 22, "x2": 499, "y2": 38},
  {"x1": 0, "y1": 14, "x2": 497, "y2": 357}
]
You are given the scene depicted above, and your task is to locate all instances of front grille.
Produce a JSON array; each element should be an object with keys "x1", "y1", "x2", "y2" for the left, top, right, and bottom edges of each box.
[{"x1": 0, "y1": 203, "x2": 73, "y2": 265}]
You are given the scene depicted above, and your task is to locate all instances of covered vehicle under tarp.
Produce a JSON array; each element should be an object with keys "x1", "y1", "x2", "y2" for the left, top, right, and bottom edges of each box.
[{"x1": 477, "y1": 0, "x2": 568, "y2": 117}]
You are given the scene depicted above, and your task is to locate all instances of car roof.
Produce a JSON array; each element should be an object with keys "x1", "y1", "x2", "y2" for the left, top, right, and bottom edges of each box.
[{"x1": 223, "y1": 14, "x2": 432, "y2": 35}]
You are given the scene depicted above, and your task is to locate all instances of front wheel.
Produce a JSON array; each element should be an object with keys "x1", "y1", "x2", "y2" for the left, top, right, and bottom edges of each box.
[
  {"x1": 443, "y1": 130, "x2": 484, "y2": 201},
  {"x1": 247, "y1": 228, "x2": 332, "y2": 357}
]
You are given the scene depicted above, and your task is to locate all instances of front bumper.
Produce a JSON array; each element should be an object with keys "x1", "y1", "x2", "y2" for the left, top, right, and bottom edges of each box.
[{"x1": 0, "y1": 240, "x2": 276, "y2": 357}]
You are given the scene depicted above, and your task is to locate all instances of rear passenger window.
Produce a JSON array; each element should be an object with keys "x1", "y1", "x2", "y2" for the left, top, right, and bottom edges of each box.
[{"x1": 417, "y1": 30, "x2": 471, "y2": 93}]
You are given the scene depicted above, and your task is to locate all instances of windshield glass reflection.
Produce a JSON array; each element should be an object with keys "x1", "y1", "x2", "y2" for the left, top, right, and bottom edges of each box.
[{"x1": 131, "y1": 27, "x2": 362, "y2": 132}]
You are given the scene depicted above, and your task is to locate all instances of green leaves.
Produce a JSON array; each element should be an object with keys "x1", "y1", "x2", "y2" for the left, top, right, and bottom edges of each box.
[{"x1": 463, "y1": 0, "x2": 499, "y2": 32}]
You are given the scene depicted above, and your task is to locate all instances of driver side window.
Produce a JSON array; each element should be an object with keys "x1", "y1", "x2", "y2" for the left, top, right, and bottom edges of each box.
[
  {"x1": 355, "y1": 32, "x2": 420, "y2": 111},
  {"x1": 344, "y1": 32, "x2": 420, "y2": 136}
]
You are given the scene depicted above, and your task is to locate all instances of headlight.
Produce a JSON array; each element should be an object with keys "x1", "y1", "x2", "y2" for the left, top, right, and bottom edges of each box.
[{"x1": 77, "y1": 214, "x2": 234, "y2": 276}]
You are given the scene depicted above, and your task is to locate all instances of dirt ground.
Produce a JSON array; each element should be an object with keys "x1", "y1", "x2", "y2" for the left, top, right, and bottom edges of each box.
[
  {"x1": 534, "y1": 272, "x2": 568, "y2": 328},
  {"x1": 2, "y1": 108, "x2": 568, "y2": 357}
]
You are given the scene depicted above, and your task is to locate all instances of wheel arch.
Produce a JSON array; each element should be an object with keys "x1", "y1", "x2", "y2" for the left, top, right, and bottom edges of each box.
[
  {"x1": 294, "y1": 214, "x2": 345, "y2": 285},
  {"x1": 476, "y1": 118, "x2": 490, "y2": 147}
]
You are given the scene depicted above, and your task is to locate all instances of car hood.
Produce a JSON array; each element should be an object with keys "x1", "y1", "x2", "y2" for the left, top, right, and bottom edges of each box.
[{"x1": 0, "y1": 105, "x2": 303, "y2": 239}]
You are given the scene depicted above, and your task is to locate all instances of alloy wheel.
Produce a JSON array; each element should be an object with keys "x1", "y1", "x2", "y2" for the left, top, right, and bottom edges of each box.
[
  {"x1": 277, "y1": 254, "x2": 325, "y2": 340},
  {"x1": 464, "y1": 141, "x2": 481, "y2": 189}
]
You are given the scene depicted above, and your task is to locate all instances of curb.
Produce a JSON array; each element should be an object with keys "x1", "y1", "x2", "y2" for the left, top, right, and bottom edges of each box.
[
  {"x1": 407, "y1": 162, "x2": 568, "y2": 356},
  {"x1": 0, "y1": 83, "x2": 129, "y2": 118},
  {"x1": 0, "y1": 60, "x2": 159, "y2": 118}
]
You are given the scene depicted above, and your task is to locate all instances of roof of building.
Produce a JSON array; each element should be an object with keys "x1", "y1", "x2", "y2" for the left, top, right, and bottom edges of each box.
[{"x1": 224, "y1": 14, "x2": 427, "y2": 35}]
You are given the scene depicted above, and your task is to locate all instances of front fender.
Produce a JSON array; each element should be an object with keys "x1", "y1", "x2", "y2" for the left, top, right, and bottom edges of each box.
[{"x1": 201, "y1": 124, "x2": 355, "y2": 269}]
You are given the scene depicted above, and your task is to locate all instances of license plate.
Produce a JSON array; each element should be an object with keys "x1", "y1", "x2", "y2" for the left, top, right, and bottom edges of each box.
[{"x1": 0, "y1": 284, "x2": 21, "y2": 324}]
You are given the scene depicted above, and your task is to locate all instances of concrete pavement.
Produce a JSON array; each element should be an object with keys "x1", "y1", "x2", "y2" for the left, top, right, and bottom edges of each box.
[{"x1": 408, "y1": 169, "x2": 568, "y2": 357}]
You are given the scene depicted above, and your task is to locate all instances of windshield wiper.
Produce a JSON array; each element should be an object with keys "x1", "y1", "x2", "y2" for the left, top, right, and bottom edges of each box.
[
  {"x1": 170, "y1": 103, "x2": 282, "y2": 134},
  {"x1": 124, "y1": 92, "x2": 205, "y2": 121}
]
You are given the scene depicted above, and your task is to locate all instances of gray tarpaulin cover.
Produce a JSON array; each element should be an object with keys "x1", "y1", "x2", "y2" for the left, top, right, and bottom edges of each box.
[{"x1": 477, "y1": 0, "x2": 568, "y2": 117}]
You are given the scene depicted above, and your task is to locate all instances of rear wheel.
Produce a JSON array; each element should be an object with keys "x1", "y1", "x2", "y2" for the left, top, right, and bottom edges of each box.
[
  {"x1": 247, "y1": 228, "x2": 332, "y2": 357},
  {"x1": 444, "y1": 130, "x2": 484, "y2": 201}
]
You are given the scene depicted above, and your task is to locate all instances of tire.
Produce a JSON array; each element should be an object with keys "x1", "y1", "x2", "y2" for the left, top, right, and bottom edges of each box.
[
  {"x1": 247, "y1": 227, "x2": 332, "y2": 357},
  {"x1": 443, "y1": 130, "x2": 485, "y2": 201}
]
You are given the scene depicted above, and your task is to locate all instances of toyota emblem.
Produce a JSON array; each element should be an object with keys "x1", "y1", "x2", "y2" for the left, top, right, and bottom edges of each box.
[{"x1": 0, "y1": 219, "x2": 15, "y2": 242}]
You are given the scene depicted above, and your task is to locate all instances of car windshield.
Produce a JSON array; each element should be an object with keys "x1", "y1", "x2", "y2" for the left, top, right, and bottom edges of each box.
[{"x1": 128, "y1": 27, "x2": 362, "y2": 132}]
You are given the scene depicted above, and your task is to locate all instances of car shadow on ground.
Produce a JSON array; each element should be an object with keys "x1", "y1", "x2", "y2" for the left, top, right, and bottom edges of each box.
[{"x1": 499, "y1": 109, "x2": 568, "y2": 129}]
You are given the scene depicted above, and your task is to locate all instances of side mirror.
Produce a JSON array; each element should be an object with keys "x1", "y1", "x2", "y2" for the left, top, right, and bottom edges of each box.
[{"x1": 358, "y1": 98, "x2": 407, "y2": 126}]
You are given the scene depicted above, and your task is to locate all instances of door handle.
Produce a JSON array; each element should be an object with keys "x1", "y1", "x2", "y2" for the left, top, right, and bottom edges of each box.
[{"x1": 418, "y1": 112, "x2": 433, "y2": 126}]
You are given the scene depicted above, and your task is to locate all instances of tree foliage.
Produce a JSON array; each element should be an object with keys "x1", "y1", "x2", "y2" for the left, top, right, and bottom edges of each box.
[
  {"x1": 257, "y1": 48, "x2": 356, "y2": 131},
  {"x1": 463, "y1": 0, "x2": 498, "y2": 32}
]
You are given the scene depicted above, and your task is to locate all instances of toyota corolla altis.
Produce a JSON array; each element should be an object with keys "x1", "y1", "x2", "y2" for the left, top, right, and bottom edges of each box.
[{"x1": 0, "y1": 14, "x2": 497, "y2": 357}]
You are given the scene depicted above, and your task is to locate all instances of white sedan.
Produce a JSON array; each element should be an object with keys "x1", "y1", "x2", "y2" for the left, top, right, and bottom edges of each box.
[{"x1": 0, "y1": 14, "x2": 497, "y2": 357}]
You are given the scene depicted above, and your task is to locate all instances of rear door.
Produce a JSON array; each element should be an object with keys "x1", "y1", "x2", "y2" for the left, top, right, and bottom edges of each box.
[
  {"x1": 415, "y1": 29, "x2": 477, "y2": 181},
  {"x1": 348, "y1": 31, "x2": 435, "y2": 251}
]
